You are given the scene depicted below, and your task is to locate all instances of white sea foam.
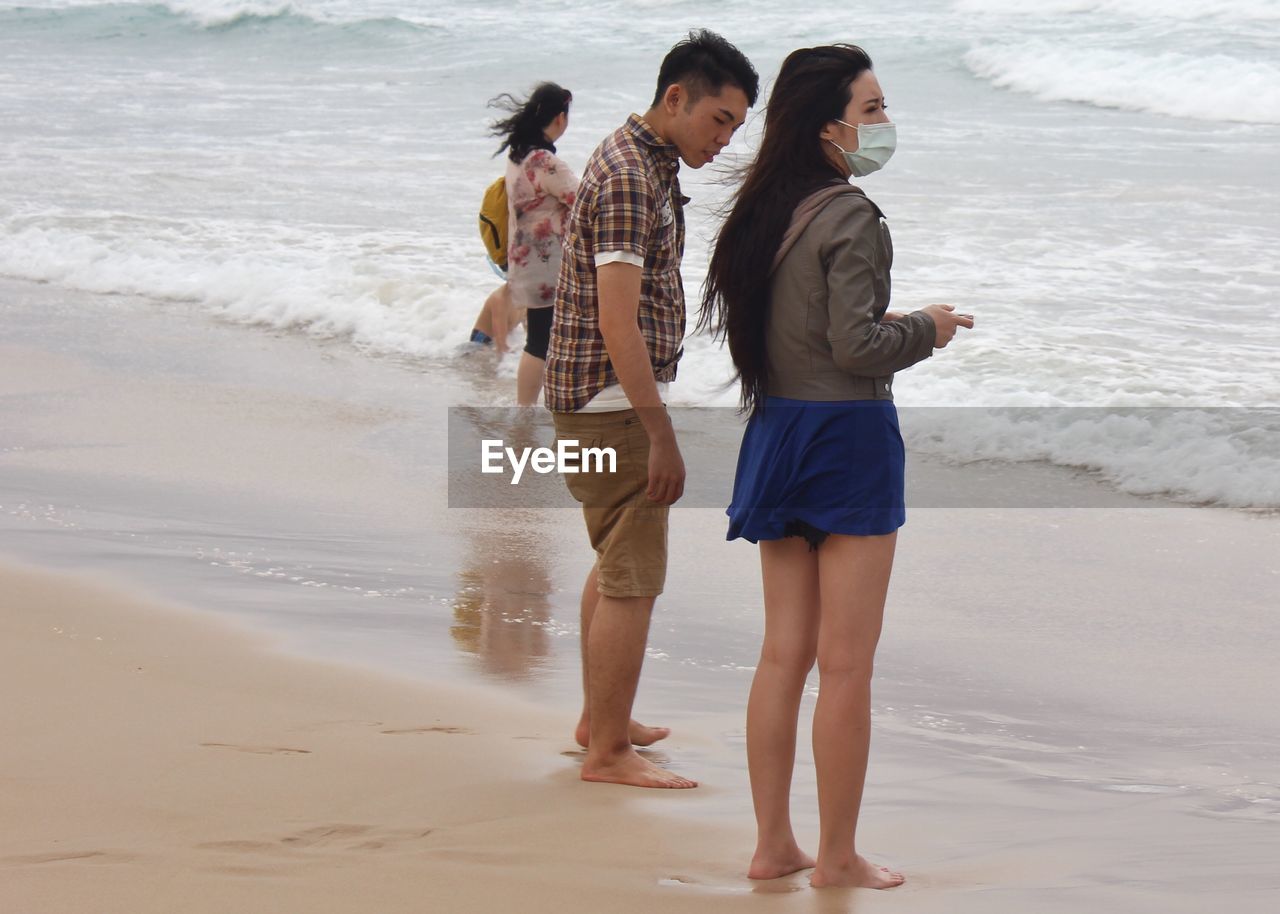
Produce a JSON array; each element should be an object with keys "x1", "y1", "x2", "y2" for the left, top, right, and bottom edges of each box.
[
  {"x1": 0, "y1": 1, "x2": 444, "y2": 34},
  {"x1": 955, "y1": 0, "x2": 1280, "y2": 23},
  {"x1": 0, "y1": 222, "x2": 474, "y2": 359},
  {"x1": 964, "y1": 43, "x2": 1280, "y2": 125},
  {"x1": 154, "y1": 0, "x2": 298, "y2": 27},
  {"x1": 901, "y1": 408, "x2": 1280, "y2": 511},
  {"x1": 8, "y1": 212, "x2": 1280, "y2": 511}
]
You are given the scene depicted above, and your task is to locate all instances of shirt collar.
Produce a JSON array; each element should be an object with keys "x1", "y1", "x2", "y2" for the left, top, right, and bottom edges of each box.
[{"x1": 626, "y1": 113, "x2": 680, "y2": 172}]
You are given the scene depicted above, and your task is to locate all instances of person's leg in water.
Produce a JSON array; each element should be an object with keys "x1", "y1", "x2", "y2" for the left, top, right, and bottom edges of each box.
[
  {"x1": 574, "y1": 563, "x2": 672, "y2": 751},
  {"x1": 809, "y1": 531, "x2": 904, "y2": 889},
  {"x1": 471, "y1": 284, "x2": 516, "y2": 352},
  {"x1": 747, "y1": 535, "x2": 821, "y2": 879},
  {"x1": 516, "y1": 352, "x2": 544, "y2": 406}
]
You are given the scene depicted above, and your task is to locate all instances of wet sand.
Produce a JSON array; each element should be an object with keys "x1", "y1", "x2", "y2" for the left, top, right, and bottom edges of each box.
[
  {"x1": 0, "y1": 559, "x2": 745, "y2": 913},
  {"x1": 5, "y1": 554, "x2": 1278, "y2": 914}
]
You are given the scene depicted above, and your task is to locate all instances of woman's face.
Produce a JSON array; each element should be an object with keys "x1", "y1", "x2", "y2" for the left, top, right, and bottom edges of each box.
[{"x1": 820, "y1": 69, "x2": 889, "y2": 175}]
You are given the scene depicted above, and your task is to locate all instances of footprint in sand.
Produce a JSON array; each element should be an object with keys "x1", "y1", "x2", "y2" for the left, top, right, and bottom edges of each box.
[
  {"x1": 290, "y1": 719, "x2": 385, "y2": 733},
  {"x1": 199, "y1": 742, "x2": 311, "y2": 755},
  {"x1": 279, "y1": 824, "x2": 375, "y2": 848},
  {"x1": 207, "y1": 864, "x2": 281, "y2": 877},
  {"x1": 658, "y1": 875, "x2": 764, "y2": 896},
  {"x1": 4, "y1": 850, "x2": 135, "y2": 865},
  {"x1": 198, "y1": 840, "x2": 282, "y2": 854},
  {"x1": 198, "y1": 824, "x2": 436, "y2": 860}
]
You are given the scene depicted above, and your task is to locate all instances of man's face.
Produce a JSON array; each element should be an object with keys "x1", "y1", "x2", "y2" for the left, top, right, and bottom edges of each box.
[{"x1": 665, "y1": 85, "x2": 750, "y2": 168}]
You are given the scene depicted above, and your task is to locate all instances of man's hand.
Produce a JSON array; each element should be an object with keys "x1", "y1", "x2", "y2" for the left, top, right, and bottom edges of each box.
[
  {"x1": 596, "y1": 261, "x2": 686, "y2": 504},
  {"x1": 646, "y1": 430, "x2": 685, "y2": 505}
]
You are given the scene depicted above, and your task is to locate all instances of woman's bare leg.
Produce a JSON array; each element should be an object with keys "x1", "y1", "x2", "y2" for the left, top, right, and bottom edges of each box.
[
  {"x1": 809, "y1": 531, "x2": 904, "y2": 889},
  {"x1": 488, "y1": 284, "x2": 513, "y2": 354},
  {"x1": 516, "y1": 351, "x2": 545, "y2": 407},
  {"x1": 747, "y1": 537, "x2": 820, "y2": 879}
]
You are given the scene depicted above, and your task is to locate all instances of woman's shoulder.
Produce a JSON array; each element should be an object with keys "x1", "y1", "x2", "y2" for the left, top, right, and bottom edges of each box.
[
  {"x1": 810, "y1": 188, "x2": 883, "y2": 234},
  {"x1": 521, "y1": 148, "x2": 564, "y2": 170},
  {"x1": 818, "y1": 186, "x2": 879, "y2": 214}
]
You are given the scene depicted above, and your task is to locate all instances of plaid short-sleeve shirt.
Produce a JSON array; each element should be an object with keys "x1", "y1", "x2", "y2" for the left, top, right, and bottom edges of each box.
[{"x1": 543, "y1": 114, "x2": 687, "y2": 413}]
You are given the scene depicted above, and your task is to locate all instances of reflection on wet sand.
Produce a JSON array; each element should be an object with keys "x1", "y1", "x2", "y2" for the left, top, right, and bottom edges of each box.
[{"x1": 451, "y1": 513, "x2": 554, "y2": 680}]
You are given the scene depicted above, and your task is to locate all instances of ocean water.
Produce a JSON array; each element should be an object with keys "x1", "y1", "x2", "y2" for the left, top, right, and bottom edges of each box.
[{"x1": 2, "y1": 0, "x2": 1279, "y2": 509}]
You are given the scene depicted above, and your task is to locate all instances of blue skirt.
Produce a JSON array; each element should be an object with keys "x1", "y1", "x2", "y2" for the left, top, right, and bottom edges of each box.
[{"x1": 727, "y1": 397, "x2": 906, "y2": 542}]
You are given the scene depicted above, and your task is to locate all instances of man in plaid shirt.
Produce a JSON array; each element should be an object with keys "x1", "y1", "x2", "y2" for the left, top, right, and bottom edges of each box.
[{"x1": 546, "y1": 30, "x2": 758, "y2": 789}]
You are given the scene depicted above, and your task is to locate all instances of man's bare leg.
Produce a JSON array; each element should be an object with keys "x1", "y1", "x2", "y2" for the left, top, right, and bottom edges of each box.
[
  {"x1": 580, "y1": 589, "x2": 695, "y2": 788},
  {"x1": 574, "y1": 563, "x2": 671, "y2": 749}
]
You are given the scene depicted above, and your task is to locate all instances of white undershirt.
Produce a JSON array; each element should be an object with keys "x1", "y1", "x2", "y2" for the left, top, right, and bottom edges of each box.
[
  {"x1": 594, "y1": 250, "x2": 645, "y2": 268},
  {"x1": 576, "y1": 381, "x2": 670, "y2": 413}
]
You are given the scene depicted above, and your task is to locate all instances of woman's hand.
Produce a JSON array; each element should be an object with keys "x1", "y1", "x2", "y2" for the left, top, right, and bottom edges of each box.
[{"x1": 922, "y1": 303, "x2": 975, "y2": 348}]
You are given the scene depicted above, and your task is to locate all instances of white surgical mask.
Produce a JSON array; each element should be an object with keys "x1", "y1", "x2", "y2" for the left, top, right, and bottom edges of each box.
[{"x1": 828, "y1": 119, "x2": 896, "y2": 177}]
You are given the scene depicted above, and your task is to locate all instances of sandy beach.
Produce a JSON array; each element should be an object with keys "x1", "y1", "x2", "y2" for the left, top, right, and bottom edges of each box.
[
  {"x1": 5, "y1": 558, "x2": 830, "y2": 914},
  {"x1": 3, "y1": 277, "x2": 1279, "y2": 913},
  {"x1": 4, "y1": 553, "x2": 1278, "y2": 914}
]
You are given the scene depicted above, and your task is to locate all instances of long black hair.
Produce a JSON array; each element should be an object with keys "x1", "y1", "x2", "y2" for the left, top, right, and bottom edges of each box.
[
  {"x1": 699, "y1": 45, "x2": 874, "y2": 414},
  {"x1": 489, "y1": 82, "x2": 572, "y2": 163}
]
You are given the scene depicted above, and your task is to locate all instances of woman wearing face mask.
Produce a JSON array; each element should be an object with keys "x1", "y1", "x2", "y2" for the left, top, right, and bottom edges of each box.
[
  {"x1": 489, "y1": 82, "x2": 577, "y2": 405},
  {"x1": 700, "y1": 45, "x2": 972, "y2": 889}
]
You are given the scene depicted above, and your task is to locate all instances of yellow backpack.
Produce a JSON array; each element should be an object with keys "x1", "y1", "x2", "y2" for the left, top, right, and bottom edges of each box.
[{"x1": 478, "y1": 176, "x2": 508, "y2": 270}]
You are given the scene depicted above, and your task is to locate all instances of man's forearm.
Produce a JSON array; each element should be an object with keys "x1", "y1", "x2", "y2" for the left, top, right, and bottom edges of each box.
[{"x1": 599, "y1": 320, "x2": 674, "y2": 443}]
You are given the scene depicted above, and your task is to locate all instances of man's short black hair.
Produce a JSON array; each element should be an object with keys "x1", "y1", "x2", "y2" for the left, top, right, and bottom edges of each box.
[{"x1": 652, "y1": 29, "x2": 759, "y2": 109}]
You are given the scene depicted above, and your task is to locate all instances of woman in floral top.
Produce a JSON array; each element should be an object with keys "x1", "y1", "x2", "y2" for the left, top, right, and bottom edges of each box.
[{"x1": 491, "y1": 82, "x2": 577, "y2": 406}]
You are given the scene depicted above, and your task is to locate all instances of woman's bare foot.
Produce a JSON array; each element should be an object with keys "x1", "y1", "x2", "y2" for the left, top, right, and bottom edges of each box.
[
  {"x1": 580, "y1": 748, "x2": 697, "y2": 789},
  {"x1": 575, "y1": 717, "x2": 671, "y2": 749},
  {"x1": 810, "y1": 855, "x2": 905, "y2": 889},
  {"x1": 748, "y1": 843, "x2": 816, "y2": 880}
]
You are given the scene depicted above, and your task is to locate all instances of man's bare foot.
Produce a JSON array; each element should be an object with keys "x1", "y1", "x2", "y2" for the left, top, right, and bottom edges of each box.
[
  {"x1": 575, "y1": 717, "x2": 671, "y2": 749},
  {"x1": 580, "y1": 749, "x2": 696, "y2": 789},
  {"x1": 748, "y1": 844, "x2": 816, "y2": 880},
  {"x1": 810, "y1": 855, "x2": 905, "y2": 889}
]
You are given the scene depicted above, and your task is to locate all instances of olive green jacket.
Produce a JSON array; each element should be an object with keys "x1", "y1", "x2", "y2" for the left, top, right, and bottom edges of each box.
[{"x1": 766, "y1": 183, "x2": 935, "y2": 401}]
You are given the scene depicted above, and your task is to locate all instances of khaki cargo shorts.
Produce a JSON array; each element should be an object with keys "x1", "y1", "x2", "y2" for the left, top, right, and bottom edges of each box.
[{"x1": 552, "y1": 409, "x2": 668, "y2": 598}]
